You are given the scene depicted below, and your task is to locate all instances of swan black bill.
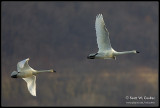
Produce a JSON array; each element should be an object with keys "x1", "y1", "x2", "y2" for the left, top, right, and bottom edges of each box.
[
  {"x1": 136, "y1": 51, "x2": 140, "y2": 53},
  {"x1": 54, "y1": 70, "x2": 56, "y2": 73}
]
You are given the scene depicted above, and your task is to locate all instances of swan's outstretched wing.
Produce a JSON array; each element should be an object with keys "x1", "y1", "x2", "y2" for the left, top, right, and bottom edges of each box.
[
  {"x1": 17, "y1": 58, "x2": 33, "y2": 72},
  {"x1": 23, "y1": 75, "x2": 36, "y2": 96},
  {"x1": 95, "y1": 14, "x2": 112, "y2": 53}
]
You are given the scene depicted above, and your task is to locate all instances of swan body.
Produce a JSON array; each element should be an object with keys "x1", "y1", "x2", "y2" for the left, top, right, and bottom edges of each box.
[
  {"x1": 87, "y1": 14, "x2": 139, "y2": 60},
  {"x1": 11, "y1": 58, "x2": 56, "y2": 96}
]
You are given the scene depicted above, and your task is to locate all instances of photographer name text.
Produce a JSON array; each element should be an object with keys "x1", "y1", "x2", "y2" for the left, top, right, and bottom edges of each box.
[{"x1": 126, "y1": 96, "x2": 155, "y2": 100}]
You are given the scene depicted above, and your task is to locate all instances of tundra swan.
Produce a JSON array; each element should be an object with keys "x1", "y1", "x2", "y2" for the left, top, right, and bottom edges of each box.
[
  {"x1": 87, "y1": 14, "x2": 139, "y2": 60},
  {"x1": 11, "y1": 58, "x2": 56, "y2": 96}
]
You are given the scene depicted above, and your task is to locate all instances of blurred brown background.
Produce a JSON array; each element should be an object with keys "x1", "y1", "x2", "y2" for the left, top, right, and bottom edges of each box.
[{"x1": 1, "y1": 1, "x2": 158, "y2": 106}]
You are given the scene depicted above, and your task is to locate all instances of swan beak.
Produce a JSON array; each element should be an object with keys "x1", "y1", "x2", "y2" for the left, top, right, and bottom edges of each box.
[
  {"x1": 51, "y1": 69, "x2": 56, "y2": 72},
  {"x1": 136, "y1": 51, "x2": 140, "y2": 53}
]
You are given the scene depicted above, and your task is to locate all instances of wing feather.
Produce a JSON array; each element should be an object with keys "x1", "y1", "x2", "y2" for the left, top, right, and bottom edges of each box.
[
  {"x1": 95, "y1": 14, "x2": 112, "y2": 53},
  {"x1": 17, "y1": 58, "x2": 33, "y2": 72},
  {"x1": 23, "y1": 75, "x2": 36, "y2": 96}
]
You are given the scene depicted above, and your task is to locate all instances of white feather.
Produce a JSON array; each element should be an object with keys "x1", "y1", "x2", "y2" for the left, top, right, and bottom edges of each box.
[
  {"x1": 23, "y1": 75, "x2": 36, "y2": 96},
  {"x1": 11, "y1": 58, "x2": 56, "y2": 96},
  {"x1": 95, "y1": 14, "x2": 112, "y2": 53},
  {"x1": 87, "y1": 14, "x2": 139, "y2": 60},
  {"x1": 17, "y1": 58, "x2": 34, "y2": 72}
]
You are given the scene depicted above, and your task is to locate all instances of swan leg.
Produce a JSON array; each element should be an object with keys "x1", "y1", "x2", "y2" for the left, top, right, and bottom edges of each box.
[{"x1": 113, "y1": 56, "x2": 116, "y2": 60}]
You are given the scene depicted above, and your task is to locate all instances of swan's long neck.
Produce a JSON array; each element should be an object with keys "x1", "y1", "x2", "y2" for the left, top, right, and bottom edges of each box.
[
  {"x1": 34, "y1": 69, "x2": 53, "y2": 74},
  {"x1": 113, "y1": 50, "x2": 137, "y2": 56}
]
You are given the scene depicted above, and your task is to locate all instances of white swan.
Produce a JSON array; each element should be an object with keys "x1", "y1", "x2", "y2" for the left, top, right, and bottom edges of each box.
[
  {"x1": 11, "y1": 58, "x2": 56, "y2": 96},
  {"x1": 87, "y1": 14, "x2": 139, "y2": 60}
]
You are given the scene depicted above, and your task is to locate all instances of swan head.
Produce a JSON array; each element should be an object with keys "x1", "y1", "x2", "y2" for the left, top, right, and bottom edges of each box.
[{"x1": 11, "y1": 71, "x2": 19, "y2": 78}]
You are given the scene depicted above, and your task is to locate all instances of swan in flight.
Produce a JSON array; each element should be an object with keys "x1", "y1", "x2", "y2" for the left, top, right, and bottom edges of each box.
[
  {"x1": 87, "y1": 14, "x2": 139, "y2": 60},
  {"x1": 11, "y1": 58, "x2": 56, "y2": 96}
]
